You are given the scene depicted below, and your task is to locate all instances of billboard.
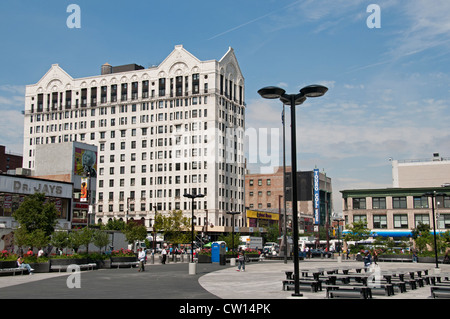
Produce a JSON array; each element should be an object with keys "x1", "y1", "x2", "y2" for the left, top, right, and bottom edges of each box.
[
  {"x1": 74, "y1": 148, "x2": 97, "y2": 177},
  {"x1": 314, "y1": 168, "x2": 320, "y2": 225},
  {"x1": 80, "y1": 177, "x2": 88, "y2": 202}
]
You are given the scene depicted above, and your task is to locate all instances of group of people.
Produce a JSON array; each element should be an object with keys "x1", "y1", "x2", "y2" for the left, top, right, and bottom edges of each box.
[{"x1": 137, "y1": 247, "x2": 169, "y2": 272}]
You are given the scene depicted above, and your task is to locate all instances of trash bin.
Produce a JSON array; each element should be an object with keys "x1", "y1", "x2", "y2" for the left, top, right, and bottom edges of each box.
[{"x1": 219, "y1": 242, "x2": 226, "y2": 265}]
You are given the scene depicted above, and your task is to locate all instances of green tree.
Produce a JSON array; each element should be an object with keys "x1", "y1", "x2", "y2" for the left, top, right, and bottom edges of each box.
[
  {"x1": 218, "y1": 232, "x2": 241, "y2": 252},
  {"x1": 29, "y1": 229, "x2": 50, "y2": 251},
  {"x1": 155, "y1": 210, "x2": 191, "y2": 245},
  {"x1": 263, "y1": 224, "x2": 280, "y2": 243},
  {"x1": 14, "y1": 227, "x2": 31, "y2": 254},
  {"x1": 344, "y1": 220, "x2": 372, "y2": 253},
  {"x1": 51, "y1": 230, "x2": 70, "y2": 253},
  {"x1": 77, "y1": 227, "x2": 95, "y2": 254},
  {"x1": 68, "y1": 230, "x2": 84, "y2": 253},
  {"x1": 93, "y1": 230, "x2": 110, "y2": 253},
  {"x1": 123, "y1": 221, "x2": 147, "y2": 249},
  {"x1": 13, "y1": 193, "x2": 59, "y2": 237},
  {"x1": 344, "y1": 220, "x2": 371, "y2": 242},
  {"x1": 104, "y1": 218, "x2": 126, "y2": 231}
]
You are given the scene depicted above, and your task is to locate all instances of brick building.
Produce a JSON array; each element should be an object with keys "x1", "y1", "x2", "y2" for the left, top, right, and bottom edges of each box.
[{"x1": 0, "y1": 145, "x2": 22, "y2": 174}]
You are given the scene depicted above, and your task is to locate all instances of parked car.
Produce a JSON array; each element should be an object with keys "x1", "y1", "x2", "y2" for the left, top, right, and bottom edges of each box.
[{"x1": 309, "y1": 249, "x2": 332, "y2": 258}]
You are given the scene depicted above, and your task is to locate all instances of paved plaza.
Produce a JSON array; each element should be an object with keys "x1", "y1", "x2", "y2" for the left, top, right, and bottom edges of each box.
[{"x1": 1, "y1": 258, "x2": 448, "y2": 301}]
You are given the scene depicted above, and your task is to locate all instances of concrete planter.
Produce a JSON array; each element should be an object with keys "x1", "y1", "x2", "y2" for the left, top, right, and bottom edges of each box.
[
  {"x1": 197, "y1": 255, "x2": 211, "y2": 263},
  {"x1": 29, "y1": 262, "x2": 50, "y2": 273},
  {"x1": 110, "y1": 256, "x2": 137, "y2": 263},
  {"x1": 96, "y1": 259, "x2": 111, "y2": 269},
  {"x1": 0, "y1": 260, "x2": 17, "y2": 269},
  {"x1": 50, "y1": 258, "x2": 89, "y2": 266}
]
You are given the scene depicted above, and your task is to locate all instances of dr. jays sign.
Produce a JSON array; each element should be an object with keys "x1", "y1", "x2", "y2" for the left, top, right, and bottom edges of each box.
[{"x1": 0, "y1": 175, "x2": 72, "y2": 199}]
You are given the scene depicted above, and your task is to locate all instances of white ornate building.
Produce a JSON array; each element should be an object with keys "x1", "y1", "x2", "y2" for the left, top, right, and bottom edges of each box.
[{"x1": 22, "y1": 45, "x2": 246, "y2": 234}]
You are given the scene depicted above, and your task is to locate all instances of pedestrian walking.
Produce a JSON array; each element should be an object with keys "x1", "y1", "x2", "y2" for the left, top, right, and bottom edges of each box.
[
  {"x1": 161, "y1": 247, "x2": 167, "y2": 264},
  {"x1": 373, "y1": 250, "x2": 378, "y2": 265},
  {"x1": 413, "y1": 250, "x2": 419, "y2": 263},
  {"x1": 237, "y1": 250, "x2": 245, "y2": 272},
  {"x1": 138, "y1": 248, "x2": 146, "y2": 272},
  {"x1": 363, "y1": 250, "x2": 372, "y2": 270}
]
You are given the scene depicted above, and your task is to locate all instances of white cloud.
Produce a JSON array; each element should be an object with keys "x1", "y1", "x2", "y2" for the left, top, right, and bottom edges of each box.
[
  {"x1": 0, "y1": 110, "x2": 24, "y2": 154},
  {"x1": 0, "y1": 85, "x2": 25, "y2": 95}
]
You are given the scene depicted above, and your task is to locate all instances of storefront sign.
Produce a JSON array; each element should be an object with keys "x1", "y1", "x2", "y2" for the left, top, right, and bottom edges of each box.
[
  {"x1": 246, "y1": 210, "x2": 279, "y2": 220},
  {"x1": 0, "y1": 175, "x2": 72, "y2": 198}
]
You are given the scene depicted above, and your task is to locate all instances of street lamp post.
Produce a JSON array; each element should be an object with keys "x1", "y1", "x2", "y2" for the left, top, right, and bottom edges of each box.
[
  {"x1": 184, "y1": 193, "x2": 205, "y2": 263},
  {"x1": 226, "y1": 211, "x2": 240, "y2": 254},
  {"x1": 423, "y1": 191, "x2": 447, "y2": 270},
  {"x1": 258, "y1": 84, "x2": 328, "y2": 297}
]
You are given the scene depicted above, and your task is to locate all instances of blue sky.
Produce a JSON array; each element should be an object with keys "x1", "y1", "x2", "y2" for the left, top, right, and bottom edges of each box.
[{"x1": 1, "y1": 0, "x2": 450, "y2": 213}]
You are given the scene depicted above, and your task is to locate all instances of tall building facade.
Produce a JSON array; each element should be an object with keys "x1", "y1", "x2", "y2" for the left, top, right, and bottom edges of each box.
[
  {"x1": 342, "y1": 153, "x2": 450, "y2": 237},
  {"x1": 391, "y1": 153, "x2": 450, "y2": 188},
  {"x1": 22, "y1": 45, "x2": 246, "y2": 233},
  {"x1": 245, "y1": 166, "x2": 333, "y2": 234}
]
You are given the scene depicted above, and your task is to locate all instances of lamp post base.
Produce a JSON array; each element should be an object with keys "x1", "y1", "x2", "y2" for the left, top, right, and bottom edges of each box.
[{"x1": 189, "y1": 262, "x2": 197, "y2": 275}]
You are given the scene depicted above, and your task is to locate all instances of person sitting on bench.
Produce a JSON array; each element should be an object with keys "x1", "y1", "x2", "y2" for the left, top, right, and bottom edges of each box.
[{"x1": 17, "y1": 256, "x2": 34, "y2": 274}]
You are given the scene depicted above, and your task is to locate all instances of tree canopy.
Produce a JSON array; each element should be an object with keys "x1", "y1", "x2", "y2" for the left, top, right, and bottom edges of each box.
[{"x1": 13, "y1": 193, "x2": 59, "y2": 237}]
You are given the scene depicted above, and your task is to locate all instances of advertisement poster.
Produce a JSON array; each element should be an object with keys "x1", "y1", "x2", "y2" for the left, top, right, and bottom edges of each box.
[
  {"x1": 80, "y1": 177, "x2": 88, "y2": 202},
  {"x1": 74, "y1": 148, "x2": 97, "y2": 177}
]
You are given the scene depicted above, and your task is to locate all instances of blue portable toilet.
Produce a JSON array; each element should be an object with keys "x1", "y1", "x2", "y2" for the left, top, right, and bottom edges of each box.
[{"x1": 211, "y1": 242, "x2": 220, "y2": 263}]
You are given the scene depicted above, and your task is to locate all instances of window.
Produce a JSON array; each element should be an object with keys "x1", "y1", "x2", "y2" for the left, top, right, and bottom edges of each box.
[
  {"x1": 373, "y1": 215, "x2": 387, "y2": 229},
  {"x1": 353, "y1": 215, "x2": 366, "y2": 223},
  {"x1": 372, "y1": 197, "x2": 386, "y2": 209},
  {"x1": 414, "y1": 214, "x2": 430, "y2": 227},
  {"x1": 249, "y1": 179, "x2": 253, "y2": 186},
  {"x1": 393, "y1": 214, "x2": 408, "y2": 229},
  {"x1": 258, "y1": 179, "x2": 262, "y2": 186},
  {"x1": 438, "y1": 214, "x2": 450, "y2": 229},
  {"x1": 266, "y1": 179, "x2": 271, "y2": 186},
  {"x1": 437, "y1": 195, "x2": 450, "y2": 209},
  {"x1": 413, "y1": 196, "x2": 428, "y2": 209},
  {"x1": 352, "y1": 198, "x2": 366, "y2": 209},
  {"x1": 392, "y1": 197, "x2": 407, "y2": 209}
]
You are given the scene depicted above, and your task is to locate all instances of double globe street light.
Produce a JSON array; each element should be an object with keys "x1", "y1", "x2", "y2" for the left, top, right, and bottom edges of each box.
[
  {"x1": 423, "y1": 191, "x2": 447, "y2": 270},
  {"x1": 183, "y1": 193, "x2": 205, "y2": 271},
  {"x1": 258, "y1": 84, "x2": 328, "y2": 297}
]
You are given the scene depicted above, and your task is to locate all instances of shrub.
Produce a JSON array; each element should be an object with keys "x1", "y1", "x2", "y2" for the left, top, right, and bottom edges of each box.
[
  {"x1": 111, "y1": 248, "x2": 135, "y2": 257},
  {"x1": 0, "y1": 250, "x2": 17, "y2": 261}
]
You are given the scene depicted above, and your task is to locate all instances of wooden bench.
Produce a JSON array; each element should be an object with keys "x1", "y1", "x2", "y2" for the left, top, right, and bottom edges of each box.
[
  {"x1": 430, "y1": 286, "x2": 450, "y2": 298},
  {"x1": 325, "y1": 285, "x2": 372, "y2": 299},
  {"x1": 0, "y1": 268, "x2": 26, "y2": 276},
  {"x1": 51, "y1": 263, "x2": 97, "y2": 272}
]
